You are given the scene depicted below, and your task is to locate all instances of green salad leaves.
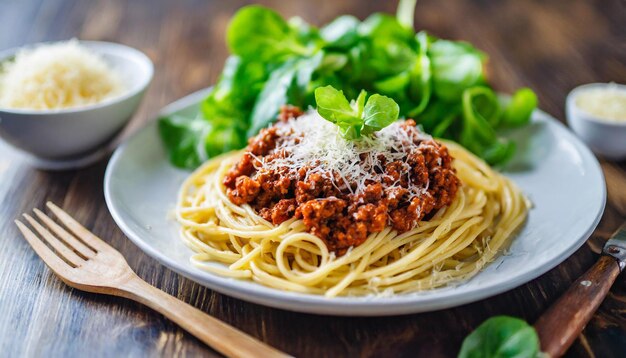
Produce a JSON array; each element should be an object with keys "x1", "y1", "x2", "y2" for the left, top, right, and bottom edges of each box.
[
  {"x1": 459, "y1": 316, "x2": 541, "y2": 358},
  {"x1": 159, "y1": 0, "x2": 537, "y2": 169}
]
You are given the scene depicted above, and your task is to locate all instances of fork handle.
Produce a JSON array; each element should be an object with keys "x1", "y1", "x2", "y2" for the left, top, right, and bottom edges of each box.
[
  {"x1": 533, "y1": 255, "x2": 621, "y2": 357},
  {"x1": 117, "y1": 276, "x2": 291, "y2": 358}
]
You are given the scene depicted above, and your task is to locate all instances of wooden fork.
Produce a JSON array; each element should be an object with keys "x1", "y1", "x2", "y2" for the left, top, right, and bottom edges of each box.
[{"x1": 15, "y1": 202, "x2": 291, "y2": 358}]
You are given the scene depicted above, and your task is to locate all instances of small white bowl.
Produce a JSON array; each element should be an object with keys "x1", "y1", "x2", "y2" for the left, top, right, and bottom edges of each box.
[
  {"x1": 566, "y1": 83, "x2": 626, "y2": 160},
  {"x1": 0, "y1": 40, "x2": 153, "y2": 169}
]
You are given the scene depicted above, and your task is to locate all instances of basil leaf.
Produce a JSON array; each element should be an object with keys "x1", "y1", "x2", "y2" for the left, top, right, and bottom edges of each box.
[
  {"x1": 315, "y1": 86, "x2": 400, "y2": 140},
  {"x1": 469, "y1": 86, "x2": 501, "y2": 127},
  {"x1": 414, "y1": 98, "x2": 460, "y2": 133},
  {"x1": 366, "y1": 38, "x2": 416, "y2": 78},
  {"x1": 200, "y1": 92, "x2": 247, "y2": 132},
  {"x1": 315, "y1": 85, "x2": 364, "y2": 139},
  {"x1": 458, "y1": 316, "x2": 540, "y2": 358},
  {"x1": 319, "y1": 53, "x2": 349, "y2": 73},
  {"x1": 321, "y1": 15, "x2": 360, "y2": 49},
  {"x1": 362, "y1": 94, "x2": 399, "y2": 134},
  {"x1": 499, "y1": 88, "x2": 538, "y2": 128},
  {"x1": 430, "y1": 39, "x2": 486, "y2": 101},
  {"x1": 407, "y1": 31, "x2": 432, "y2": 117},
  {"x1": 314, "y1": 85, "x2": 356, "y2": 124},
  {"x1": 209, "y1": 56, "x2": 266, "y2": 106},
  {"x1": 288, "y1": 16, "x2": 323, "y2": 48},
  {"x1": 431, "y1": 111, "x2": 459, "y2": 138},
  {"x1": 204, "y1": 125, "x2": 247, "y2": 158},
  {"x1": 358, "y1": 13, "x2": 412, "y2": 41},
  {"x1": 248, "y1": 62, "x2": 298, "y2": 135},
  {"x1": 460, "y1": 87, "x2": 514, "y2": 165},
  {"x1": 227, "y1": 5, "x2": 309, "y2": 62},
  {"x1": 201, "y1": 59, "x2": 263, "y2": 128},
  {"x1": 158, "y1": 115, "x2": 210, "y2": 169},
  {"x1": 337, "y1": 116, "x2": 364, "y2": 140},
  {"x1": 374, "y1": 72, "x2": 411, "y2": 96},
  {"x1": 248, "y1": 53, "x2": 324, "y2": 136},
  {"x1": 353, "y1": 90, "x2": 367, "y2": 118}
]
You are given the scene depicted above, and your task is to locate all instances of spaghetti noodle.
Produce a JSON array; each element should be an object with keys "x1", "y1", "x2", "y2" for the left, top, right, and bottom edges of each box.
[{"x1": 175, "y1": 140, "x2": 528, "y2": 297}]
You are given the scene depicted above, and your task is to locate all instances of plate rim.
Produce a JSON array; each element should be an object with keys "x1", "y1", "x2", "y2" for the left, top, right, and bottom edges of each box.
[{"x1": 104, "y1": 89, "x2": 606, "y2": 316}]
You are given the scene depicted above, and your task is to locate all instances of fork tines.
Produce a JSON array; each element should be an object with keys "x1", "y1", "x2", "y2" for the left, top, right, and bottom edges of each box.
[{"x1": 15, "y1": 202, "x2": 102, "y2": 270}]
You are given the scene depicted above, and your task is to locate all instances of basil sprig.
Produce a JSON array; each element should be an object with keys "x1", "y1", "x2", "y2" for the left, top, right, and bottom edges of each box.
[{"x1": 314, "y1": 86, "x2": 399, "y2": 140}]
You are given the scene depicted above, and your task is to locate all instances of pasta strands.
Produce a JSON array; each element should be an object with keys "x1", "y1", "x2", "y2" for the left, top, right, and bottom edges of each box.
[{"x1": 175, "y1": 141, "x2": 528, "y2": 297}]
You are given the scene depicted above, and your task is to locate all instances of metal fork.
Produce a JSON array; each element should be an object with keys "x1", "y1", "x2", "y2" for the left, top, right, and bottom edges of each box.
[{"x1": 15, "y1": 202, "x2": 290, "y2": 358}]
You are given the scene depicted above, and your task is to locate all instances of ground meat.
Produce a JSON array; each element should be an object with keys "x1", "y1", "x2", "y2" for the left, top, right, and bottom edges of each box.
[
  {"x1": 229, "y1": 176, "x2": 260, "y2": 205},
  {"x1": 248, "y1": 127, "x2": 280, "y2": 156},
  {"x1": 299, "y1": 197, "x2": 347, "y2": 239},
  {"x1": 223, "y1": 153, "x2": 256, "y2": 189},
  {"x1": 279, "y1": 105, "x2": 304, "y2": 121},
  {"x1": 270, "y1": 199, "x2": 298, "y2": 224},
  {"x1": 223, "y1": 107, "x2": 460, "y2": 253}
]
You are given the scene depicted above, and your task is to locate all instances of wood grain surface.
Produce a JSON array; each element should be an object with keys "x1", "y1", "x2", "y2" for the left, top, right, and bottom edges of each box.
[
  {"x1": 535, "y1": 255, "x2": 622, "y2": 357},
  {"x1": 0, "y1": 0, "x2": 625, "y2": 357}
]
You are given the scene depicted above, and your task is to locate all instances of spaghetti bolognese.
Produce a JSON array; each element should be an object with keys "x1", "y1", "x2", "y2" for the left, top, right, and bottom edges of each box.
[{"x1": 174, "y1": 104, "x2": 528, "y2": 297}]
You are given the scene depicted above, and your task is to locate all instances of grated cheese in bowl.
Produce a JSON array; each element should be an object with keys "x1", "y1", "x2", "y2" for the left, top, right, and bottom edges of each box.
[
  {"x1": 575, "y1": 84, "x2": 626, "y2": 122},
  {"x1": 0, "y1": 40, "x2": 126, "y2": 110}
]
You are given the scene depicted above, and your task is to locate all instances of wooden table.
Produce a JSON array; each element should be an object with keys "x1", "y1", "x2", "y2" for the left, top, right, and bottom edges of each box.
[{"x1": 1, "y1": 0, "x2": 625, "y2": 356}]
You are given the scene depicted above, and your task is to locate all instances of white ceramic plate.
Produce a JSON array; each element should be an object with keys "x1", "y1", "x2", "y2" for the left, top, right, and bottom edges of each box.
[{"x1": 104, "y1": 89, "x2": 606, "y2": 316}]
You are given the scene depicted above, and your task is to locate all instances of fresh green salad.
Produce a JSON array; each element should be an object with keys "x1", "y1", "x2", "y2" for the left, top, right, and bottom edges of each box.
[{"x1": 159, "y1": 0, "x2": 537, "y2": 169}]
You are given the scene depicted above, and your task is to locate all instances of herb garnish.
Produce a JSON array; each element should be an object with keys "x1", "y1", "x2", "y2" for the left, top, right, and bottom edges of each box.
[{"x1": 314, "y1": 86, "x2": 398, "y2": 140}]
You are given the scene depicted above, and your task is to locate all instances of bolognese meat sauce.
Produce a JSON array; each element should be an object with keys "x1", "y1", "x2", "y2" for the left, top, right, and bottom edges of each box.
[{"x1": 223, "y1": 106, "x2": 460, "y2": 253}]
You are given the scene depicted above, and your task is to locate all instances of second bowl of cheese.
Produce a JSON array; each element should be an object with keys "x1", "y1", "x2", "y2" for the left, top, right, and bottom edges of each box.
[
  {"x1": 566, "y1": 82, "x2": 626, "y2": 160},
  {"x1": 0, "y1": 40, "x2": 153, "y2": 167}
]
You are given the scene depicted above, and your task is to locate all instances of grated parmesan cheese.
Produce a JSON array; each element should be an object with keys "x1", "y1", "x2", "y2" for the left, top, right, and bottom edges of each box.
[
  {"x1": 254, "y1": 110, "x2": 433, "y2": 196},
  {"x1": 576, "y1": 84, "x2": 626, "y2": 121},
  {"x1": 0, "y1": 40, "x2": 125, "y2": 110}
]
